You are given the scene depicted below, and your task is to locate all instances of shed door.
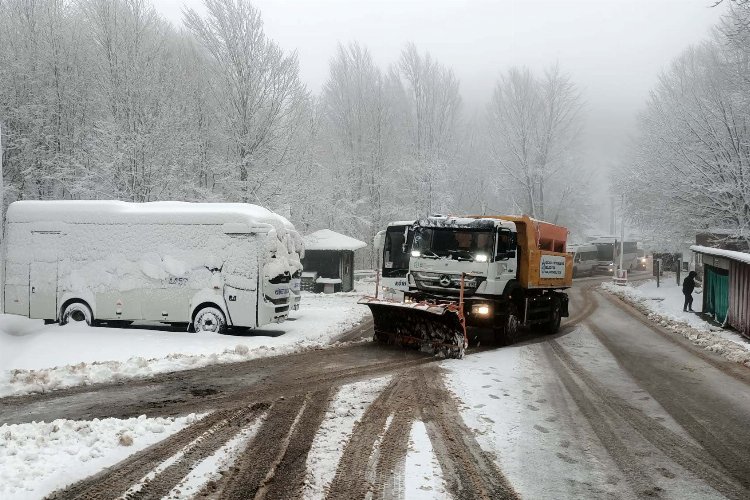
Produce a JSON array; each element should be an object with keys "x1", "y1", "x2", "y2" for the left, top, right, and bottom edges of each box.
[
  {"x1": 30, "y1": 232, "x2": 60, "y2": 320},
  {"x1": 705, "y1": 265, "x2": 729, "y2": 324},
  {"x1": 340, "y1": 251, "x2": 353, "y2": 292}
]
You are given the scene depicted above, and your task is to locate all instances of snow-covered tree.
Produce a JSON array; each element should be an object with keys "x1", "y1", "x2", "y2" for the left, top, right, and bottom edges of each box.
[
  {"x1": 618, "y1": 9, "x2": 750, "y2": 245},
  {"x1": 396, "y1": 43, "x2": 462, "y2": 217},
  {"x1": 184, "y1": 0, "x2": 308, "y2": 205},
  {"x1": 486, "y1": 65, "x2": 591, "y2": 232}
]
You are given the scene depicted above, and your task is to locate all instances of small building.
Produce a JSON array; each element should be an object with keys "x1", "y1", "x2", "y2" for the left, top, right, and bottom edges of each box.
[
  {"x1": 691, "y1": 245, "x2": 750, "y2": 338},
  {"x1": 301, "y1": 229, "x2": 367, "y2": 293}
]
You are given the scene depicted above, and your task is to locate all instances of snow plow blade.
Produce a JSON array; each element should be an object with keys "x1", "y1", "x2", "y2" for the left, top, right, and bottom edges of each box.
[{"x1": 359, "y1": 297, "x2": 466, "y2": 359}]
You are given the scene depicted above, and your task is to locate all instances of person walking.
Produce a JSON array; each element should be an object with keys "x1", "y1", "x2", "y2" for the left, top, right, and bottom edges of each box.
[{"x1": 682, "y1": 270, "x2": 699, "y2": 312}]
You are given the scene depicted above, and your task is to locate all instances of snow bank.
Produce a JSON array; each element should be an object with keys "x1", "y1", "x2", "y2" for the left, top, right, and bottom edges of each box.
[
  {"x1": 0, "y1": 413, "x2": 198, "y2": 499},
  {"x1": 0, "y1": 284, "x2": 373, "y2": 398},
  {"x1": 602, "y1": 280, "x2": 750, "y2": 367}
]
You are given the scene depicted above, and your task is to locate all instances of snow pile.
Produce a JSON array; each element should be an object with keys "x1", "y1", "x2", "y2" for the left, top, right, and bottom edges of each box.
[
  {"x1": 602, "y1": 280, "x2": 750, "y2": 367},
  {"x1": 0, "y1": 285, "x2": 373, "y2": 398},
  {"x1": 303, "y1": 376, "x2": 392, "y2": 500},
  {"x1": 0, "y1": 413, "x2": 198, "y2": 499}
]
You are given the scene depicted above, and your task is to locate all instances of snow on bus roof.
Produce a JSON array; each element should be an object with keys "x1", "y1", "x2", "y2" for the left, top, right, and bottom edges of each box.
[
  {"x1": 6, "y1": 200, "x2": 292, "y2": 231},
  {"x1": 690, "y1": 245, "x2": 750, "y2": 265},
  {"x1": 387, "y1": 220, "x2": 416, "y2": 227},
  {"x1": 303, "y1": 229, "x2": 367, "y2": 251}
]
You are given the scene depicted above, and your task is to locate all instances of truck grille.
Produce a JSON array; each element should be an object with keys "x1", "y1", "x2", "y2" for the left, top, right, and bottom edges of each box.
[{"x1": 412, "y1": 272, "x2": 484, "y2": 294}]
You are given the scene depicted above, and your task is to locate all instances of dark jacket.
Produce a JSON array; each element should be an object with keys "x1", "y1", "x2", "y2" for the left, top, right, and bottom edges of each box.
[{"x1": 682, "y1": 275, "x2": 696, "y2": 294}]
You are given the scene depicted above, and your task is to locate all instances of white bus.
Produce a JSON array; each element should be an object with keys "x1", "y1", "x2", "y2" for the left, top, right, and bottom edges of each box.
[
  {"x1": 374, "y1": 221, "x2": 415, "y2": 300},
  {"x1": 2, "y1": 201, "x2": 303, "y2": 333},
  {"x1": 568, "y1": 244, "x2": 598, "y2": 277},
  {"x1": 590, "y1": 236, "x2": 640, "y2": 273}
]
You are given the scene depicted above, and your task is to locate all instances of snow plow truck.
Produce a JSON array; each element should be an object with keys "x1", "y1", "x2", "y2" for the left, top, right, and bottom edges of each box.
[{"x1": 360, "y1": 215, "x2": 572, "y2": 358}]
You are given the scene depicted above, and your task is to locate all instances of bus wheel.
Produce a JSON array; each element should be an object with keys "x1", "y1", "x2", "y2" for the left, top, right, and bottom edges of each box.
[
  {"x1": 193, "y1": 307, "x2": 226, "y2": 334},
  {"x1": 60, "y1": 302, "x2": 93, "y2": 327}
]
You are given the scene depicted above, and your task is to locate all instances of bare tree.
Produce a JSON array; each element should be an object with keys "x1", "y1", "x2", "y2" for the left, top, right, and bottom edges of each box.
[
  {"x1": 184, "y1": 0, "x2": 307, "y2": 204},
  {"x1": 486, "y1": 65, "x2": 588, "y2": 229},
  {"x1": 316, "y1": 42, "x2": 407, "y2": 265},
  {"x1": 397, "y1": 43, "x2": 462, "y2": 216},
  {"x1": 617, "y1": 21, "x2": 750, "y2": 245}
]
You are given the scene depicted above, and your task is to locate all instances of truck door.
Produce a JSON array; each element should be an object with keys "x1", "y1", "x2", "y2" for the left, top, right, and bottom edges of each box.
[{"x1": 29, "y1": 232, "x2": 60, "y2": 320}]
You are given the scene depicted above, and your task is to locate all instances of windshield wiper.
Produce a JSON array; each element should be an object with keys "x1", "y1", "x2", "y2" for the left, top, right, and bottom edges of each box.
[
  {"x1": 420, "y1": 249, "x2": 440, "y2": 259},
  {"x1": 448, "y1": 250, "x2": 474, "y2": 261}
]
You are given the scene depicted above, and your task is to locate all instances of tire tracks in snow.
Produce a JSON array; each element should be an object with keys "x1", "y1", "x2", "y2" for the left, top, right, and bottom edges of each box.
[
  {"x1": 198, "y1": 388, "x2": 334, "y2": 500},
  {"x1": 545, "y1": 337, "x2": 749, "y2": 499},
  {"x1": 326, "y1": 366, "x2": 518, "y2": 500},
  {"x1": 46, "y1": 404, "x2": 268, "y2": 500}
]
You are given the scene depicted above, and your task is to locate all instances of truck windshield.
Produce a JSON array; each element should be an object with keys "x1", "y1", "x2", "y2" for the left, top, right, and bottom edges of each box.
[
  {"x1": 383, "y1": 226, "x2": 412, "y2": 277},
  {"x1": 414, "y1": 228, "x2": 493, "y2": 261}
]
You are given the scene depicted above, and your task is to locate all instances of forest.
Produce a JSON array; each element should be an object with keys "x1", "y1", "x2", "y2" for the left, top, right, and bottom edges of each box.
[{"x1": 1, "y1": 0, "x2": 748, "y2": 264}]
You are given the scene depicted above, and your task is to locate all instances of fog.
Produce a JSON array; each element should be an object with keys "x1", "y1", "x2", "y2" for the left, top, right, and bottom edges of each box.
[
  {"x1": 0, "y1": 0, "x2": 731, "y2": 242},
  {"x1": 156, "y1": 0, "x2": 724, "y2": 186}
]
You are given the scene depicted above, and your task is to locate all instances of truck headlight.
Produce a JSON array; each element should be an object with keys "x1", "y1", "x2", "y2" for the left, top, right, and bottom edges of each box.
[
  {"x1": 411, "y1": 250, "x2": 421, "y2": 257},
  {"x1": 475, "y1": 254, "x2": 488, "y2": 262},
  {"x1": 471, "y1": 304, "x2": 491, "y2": 316}
]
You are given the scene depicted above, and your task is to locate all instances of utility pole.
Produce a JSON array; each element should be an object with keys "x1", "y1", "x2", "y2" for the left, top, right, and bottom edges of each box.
[
  {"x1": 0, "y1": 121, "x2": 3, "y2": 227},
  {"x1": 619, "y1": 194, "x2": 625, "y2": 273}
]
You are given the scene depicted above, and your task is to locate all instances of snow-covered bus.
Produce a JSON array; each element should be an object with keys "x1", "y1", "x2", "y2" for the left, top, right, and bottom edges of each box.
[
  {"x1": 2, "y1": 201, "x2": 303, "y2": 333},
  {"x1": 374, "y1": 221, "x2": 415, "y2": 300}
]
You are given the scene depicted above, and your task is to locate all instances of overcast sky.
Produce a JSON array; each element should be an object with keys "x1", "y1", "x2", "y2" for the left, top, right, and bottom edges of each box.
[{"x1": 153, "y1": 0, "x2": 726, "y2": 227}]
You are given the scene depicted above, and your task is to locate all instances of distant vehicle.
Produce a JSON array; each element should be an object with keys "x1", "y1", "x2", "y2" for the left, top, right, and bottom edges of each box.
[
  {"x1": 568, "y1": 244, "x2": 598, "y2": 277},
  {"x1": 2, "y1": 201, "x2": 303, "y2": 333},
  {"x1": 590, "y1": 236, "x2": 640, "y2": 272},
  {"x1": 634, "y1": 244, "x2": 647, "y2": 270},
  {"x1": 373, "y1": 221, "x2": 415, "y2": 300}
]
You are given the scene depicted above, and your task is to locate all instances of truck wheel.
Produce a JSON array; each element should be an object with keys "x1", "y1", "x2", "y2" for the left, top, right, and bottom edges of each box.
[
  {"x1": 545, "y1": 298, "x2": 562, "y2": 335},
  {"x1": 193, "y1": 306, "x2": 226, "y2": 334},
  {"x1": 60, "y1": 302, "x2": 94, "y2": 327},
  {"x1": 497, "y1": 304, "x2": 521, "y2": 346}
]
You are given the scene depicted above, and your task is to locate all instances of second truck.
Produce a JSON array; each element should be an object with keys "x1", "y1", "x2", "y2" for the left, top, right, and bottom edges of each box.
[{"x1": 361, "y1": 214, "x2": 573, "y2": 358}]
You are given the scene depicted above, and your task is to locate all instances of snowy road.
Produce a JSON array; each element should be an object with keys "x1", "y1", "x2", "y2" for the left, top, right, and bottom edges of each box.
[{"x1": 2, "y1": 276, "x2": 750, "y2": 499}]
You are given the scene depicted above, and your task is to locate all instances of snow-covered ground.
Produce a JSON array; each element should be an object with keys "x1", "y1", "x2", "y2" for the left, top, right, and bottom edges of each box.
[
  {"x1": 303, "y1": 376, "x2": 392, "y2": 500},
  {"x1": 0, "y1": 285, "x2": 372, "y2": 398},
  {"x1": 442, "y1": 345, "x2": 528, "y2": 492},
  {"x1": 0, "y1": 413, "x2": 199, "y2": 500},
  {"x1": 602, "y1": 278, "x2": 750, "y2": 366},
  {"x1": 403, "y1": 421, "x2": 450, "y2": 499}
]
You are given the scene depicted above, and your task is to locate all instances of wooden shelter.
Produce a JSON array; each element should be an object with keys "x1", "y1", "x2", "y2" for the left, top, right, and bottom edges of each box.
[
  {"x1": 301, "y1": 229, "x2": 367, "y2": 293},
  {"x1": 691, "y1": 245, "x2": 750, "y2": 338}
]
